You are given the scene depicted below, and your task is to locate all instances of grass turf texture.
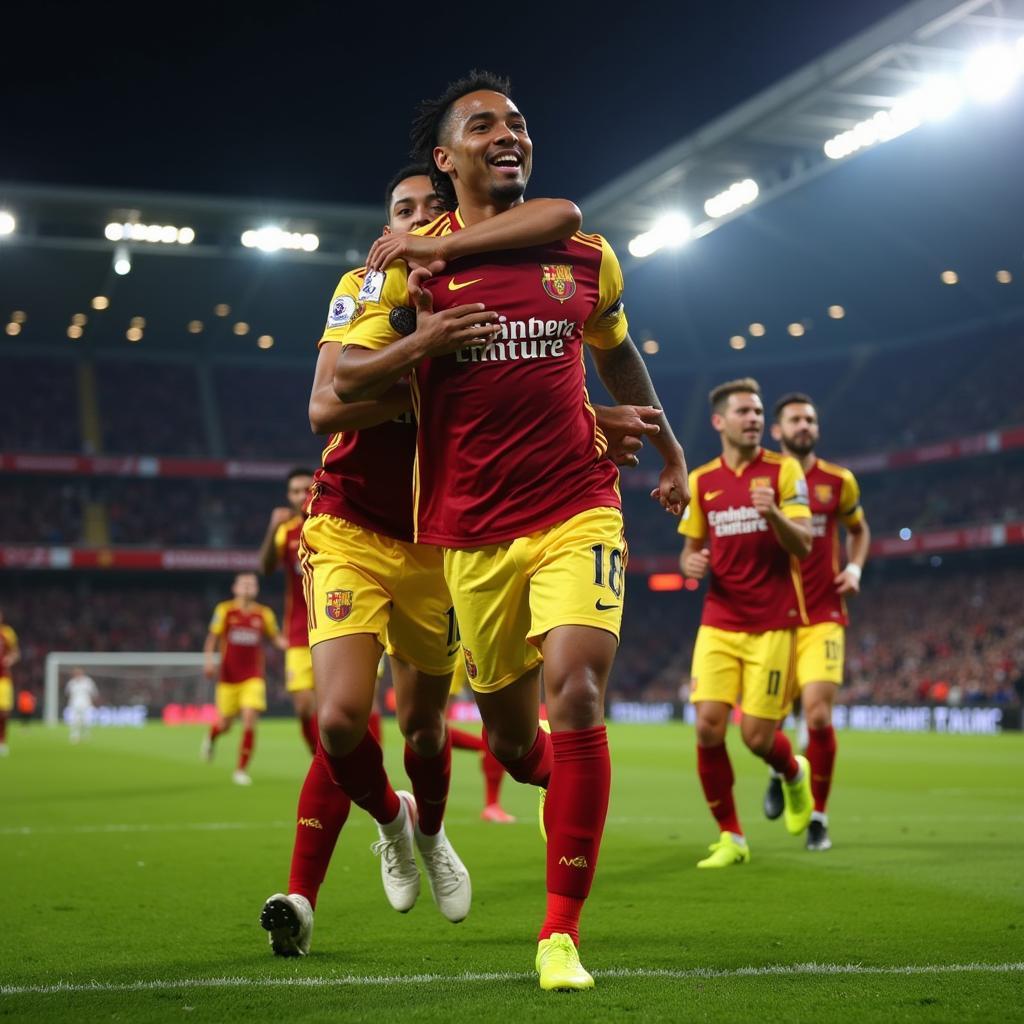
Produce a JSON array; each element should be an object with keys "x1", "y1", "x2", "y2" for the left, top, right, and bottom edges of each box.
[{"x1": 1, "y1": 721, "x2": 1021, "y2": 1022}]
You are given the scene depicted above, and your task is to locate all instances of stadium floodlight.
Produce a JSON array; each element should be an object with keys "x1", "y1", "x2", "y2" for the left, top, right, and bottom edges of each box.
[
  {"x1": 704, "y1": 179, "x2": 759, "y2": 219},
  {"x1": 909, "y1": 76, "x2": 964, "y2": 121},
  {"x1": 899, "y1": 527, "x2": 913, "y2": 541},
  {"x1": 113, "y1": 246, "x2": 131, "y2": 276},
  {"x1": 241, "y1": 226, "x2": 318, "y2": 253},
  {"x1": 0, "y1": 211, "x2": 17, "y2": 236},
  {"x1": 964, "y1": 45, "x2": 1019, "y2": 102},
  {"x1": 105, "y1": 222, "x2": 194, "y2": 245},
  {"x1": 628, "y1": 212, "x2": 692, "y2": 258}
]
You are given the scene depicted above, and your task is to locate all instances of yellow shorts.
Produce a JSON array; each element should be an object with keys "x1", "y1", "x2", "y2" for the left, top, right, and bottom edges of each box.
[
  {"x1": 443, "y1": 506, "x2": 626, "y2": 694},
  {"x1": 285, "y1": 646, "x2": 314, "y2": 693},
  {"x1": 216, "y1": 678, "x2": 267, "y2": 718},
  {"x1": 0, "y1": 678, "x2": 12, "y2": 712},
  {"x1": 301, "y1": 514, "x2": 457, "y2": 677},
  {"x1": 690, "y1": 625, "x2": 796, "y2": 720},
  {"x1": 795, "y1": 622, "x2": 845, "y2": 687}
]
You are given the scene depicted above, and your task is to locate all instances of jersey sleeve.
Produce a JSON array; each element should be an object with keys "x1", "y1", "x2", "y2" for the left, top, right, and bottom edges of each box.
[
  {"x1": 779, "y1": 458, "x2": 812, "y2": 520},
  {"x1": 582, "y1": 237, "x2": 629, "y2": 350},
  {"x1": 208, "y1": 602, "x2": 228, "y2": 636},
  {"x1": 2, "y1": 626, "x2": 16, "y2": 654},
  {"x1": 319, "y1": 269, "x2": 367, "y2": 347},
  {"x1": 262, "y1": 606, "x2": 280, "y2": 639},
  {"x1": 677, "y1": 469, "x2": 707, "y2": 539},
  {"x1": 838, "y1": 469, "x2": 865, "y2": 530},
  {"x1": 273, "y1": 523, "x2": 289, "y2": 560},
  {"x1": 338, "y1": 265, "x2": 412, "y2": 352}
]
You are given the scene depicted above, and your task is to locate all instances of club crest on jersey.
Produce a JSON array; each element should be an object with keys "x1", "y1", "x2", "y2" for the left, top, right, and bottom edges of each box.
[
  {"x1": 541, "y1": 264, "x2": 576, "y2": 303},
  {"x1": 815, "y1": 484, "x2": 834, "y2": 504},
  {"x1": 749, "y1": 476, "x2": 772, "y2": 491},
  {"x1": 325, "y1": 589, "x2": 353, "y2": 622},
  {"x1": 462, "y1": 647, "x2": 478, "y2": 680}
]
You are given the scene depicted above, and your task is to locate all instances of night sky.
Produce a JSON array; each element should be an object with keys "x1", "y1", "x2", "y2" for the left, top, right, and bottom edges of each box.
[{"x1": 4, "y1": 0, "x2": 908, "y2": 206}]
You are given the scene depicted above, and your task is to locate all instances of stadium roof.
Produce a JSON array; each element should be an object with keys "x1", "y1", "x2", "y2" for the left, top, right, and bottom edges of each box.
[{"x1": 1, "y1": 0, "x2": 1022, "y2": 369}]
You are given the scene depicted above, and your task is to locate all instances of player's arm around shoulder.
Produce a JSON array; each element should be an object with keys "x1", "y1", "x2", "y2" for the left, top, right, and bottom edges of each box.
[{"x1": 333, "y1": 263, "x2": 499, "y2": 403}]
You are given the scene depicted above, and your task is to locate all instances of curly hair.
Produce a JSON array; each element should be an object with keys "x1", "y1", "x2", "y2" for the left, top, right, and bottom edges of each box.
[{"x1": 409, "y1": 70, "x2": 513, "y2": 209}]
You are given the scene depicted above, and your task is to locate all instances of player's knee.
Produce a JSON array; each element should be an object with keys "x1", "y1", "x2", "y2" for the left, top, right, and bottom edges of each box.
[
  {"x1": 695, "y1": 720, "x2": 726, "y2": 747},
  {"x1": 401, "y1": 714, "x2": 446, "y2": 758},
  {"x1": 741, "y1": 728, "x2": 773, "y2": 757},
  {"x1": 547, "y1": 672, "x2": 604, "y2": 729},
  {"x1": 316, "y1": 701, "x2": 367, "y2": 752},
  {"x1": 485, "y1": 728, "x2": 533, "y2": 764},
  {"x1": 805, "y1": 703, "x2": 832, "y2": 731}
]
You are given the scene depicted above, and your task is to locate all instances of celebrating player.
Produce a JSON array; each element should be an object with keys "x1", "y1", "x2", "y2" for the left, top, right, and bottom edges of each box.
[
  {"x1": 332, "y1": 73, "x2": 688, "y2": 990},
  {"x1": 761, "y1": 393, "x2": 870, "y2": 851},
  {"x1": 260, "y1": 165, "x2": 605, "y2": 956},
  {"x1": 258, "y1": 466, "x2": 323, "y2": 754},
  {"x1": 201, "y1": 572, "x2": 284, "y2": 785},
  {"x1": 65, "y1": 666, "x2": 99, "y2": 744},
  {"x1": 0, "y1": 610, "x2": 19, "y2": 756},
  {"x1": 678, "y1": 378, "x2": 814, "y2": 867}
]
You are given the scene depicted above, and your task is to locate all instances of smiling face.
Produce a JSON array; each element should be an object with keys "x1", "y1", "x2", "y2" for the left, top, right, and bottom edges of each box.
[
  {"x1": 713, "y1": 391, "x2": 765, "y2": 454},
  {"x1": 386, "y1": 175, "x2": 447, "y2": 233},
  {"x1": 433, "y1": 90, "x2": 532, "y2": 207}
]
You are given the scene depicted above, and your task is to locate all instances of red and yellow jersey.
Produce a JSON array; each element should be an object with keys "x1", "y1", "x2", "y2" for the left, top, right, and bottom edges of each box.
[
  {"x1": 208, "y1": 600, "x2": 278, "y2": 684},
  {"x1": 306, "y1": 266, "x2": 417, "y2": 542},
  {"x1": 678, "y1": 448, "x2": 811, "y2": 633},
  {"x1": 274, "y1": 515, "x2": 310, "y2": 648},
  {"x1": 343, "y1": 210, "x2": 628, "y2": 547},
  {"x1": 800, "y1": 457, "x2": 865, "y2": 627},
  {"x1": 0, "y1": 624, "x2": 18, "y2": 676}
]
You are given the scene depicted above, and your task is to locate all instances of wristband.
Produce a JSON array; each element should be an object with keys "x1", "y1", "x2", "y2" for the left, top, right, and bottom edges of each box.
[{"x1": 844, "y1": 563, "x2": 862, "y2": 582}]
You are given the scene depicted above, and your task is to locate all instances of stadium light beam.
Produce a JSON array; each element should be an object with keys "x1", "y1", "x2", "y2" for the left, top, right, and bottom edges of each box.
[
  {"x1": 964, "y1": 45, "x2": 1019, "y2": 102},
  {"x1": 628, "y1": 212, "x2": 691, "y2": 258},
  {"x1": 113, "y1": 246, "x2": 131, "y2": 276},
  {"x1": 704, "y1": 179, "x2": 759, "y2": 219},
  {"x1": 241, "y1": 226, "x2": 319, "y2": 253},
  {"x1": 0, "y1": 211, "x2": 16, "y2": 236}
]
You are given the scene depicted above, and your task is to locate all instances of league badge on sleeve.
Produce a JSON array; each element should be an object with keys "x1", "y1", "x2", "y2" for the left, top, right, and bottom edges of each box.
[
  {"x1": 325, "y1": 590, "x2": 353, "y2": 622},
  {"x1": 541, "y1": 264, "x2": 576, "y2": 303},
  {"x1": 357, "y1": 269, "x2": 386, "y2": 304},
  {"x1": 327, "y1": 295, "x2": 357, "y2": 328}
]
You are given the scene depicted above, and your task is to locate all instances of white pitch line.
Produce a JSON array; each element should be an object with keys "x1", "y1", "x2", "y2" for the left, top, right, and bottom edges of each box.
[
  {"x1": 0, "y1": 821, "x2": 293, "y2": 837},
  {"x1": 2, "y1": 962, "x2": 1021, "y2": 996}
]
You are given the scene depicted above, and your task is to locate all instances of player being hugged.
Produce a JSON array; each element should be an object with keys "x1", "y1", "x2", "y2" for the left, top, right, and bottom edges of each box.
[
  {"x1": 762, "y1": 393, "x2": 870, "y2": 851},
  {"x1": 201, "y1": 572, "x2": 285, "y2": 785},
  {"x1": 333, "y1": 71, "x2": 689, "y2": 991},
  {"x1": 678, "y1": 378, "x2": 814, "y2": 867}
]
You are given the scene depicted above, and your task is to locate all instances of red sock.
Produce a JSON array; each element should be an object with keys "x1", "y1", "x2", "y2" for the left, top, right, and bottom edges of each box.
[
  {"x1": 763, "y1": 731, "x2": 799, "y2": 781},
  {"x1": 806, "y1": 725, "x2": 837, "y2": 813},
  {"x1": 209, "y1": 721, "x2": 226, "y2": 743},
  {"x1": 404, "y1": 732, "x2": 451, "y2": 836},
  {"x1": 287, "y1": 743, "x2": 352, "y2": 908},
  {"x1": 321, "y1": 731, "x2": 400, "y2": 825},
  {"x1": 367, "y1": 709, "x2": 382, "y2": 745},
  {"x1": 449, "y1": 727, "x2": 485, "y2": 752},
  {"x1": 0, "y1": 714, "x2": 7, "y2": 743},
  {"x1": 482, "y1": 745, "x2": 505, "y2": 806},
  {"x1": 300, "y1": 714, "x2": 318, "y2": 756},
  {"x1": 697, "y1": 743, "x2": 742, "y2": 835},
  {"x1": 539, "y1": 726, "x2": 611, "y2": 946},
  {"x1": 497, "y1": 726, "x2": 552, "y2": 788},
  {"x1": 238, "y1": 727, "x2": 255, "y2": 771}
]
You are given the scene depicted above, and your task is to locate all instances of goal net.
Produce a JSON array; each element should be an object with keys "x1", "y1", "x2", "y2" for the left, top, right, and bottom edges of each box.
[{"x1": 44, "y1": 652, "x2": 209, "y2": 727}]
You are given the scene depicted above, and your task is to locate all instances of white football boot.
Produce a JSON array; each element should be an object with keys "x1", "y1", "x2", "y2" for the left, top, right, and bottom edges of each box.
[
  {"x1": 370, "y1": 790, "x2": 420, "y2": 912},
  {"x1": 260, "y1": 893, "x2": 313, "y2": 956}
]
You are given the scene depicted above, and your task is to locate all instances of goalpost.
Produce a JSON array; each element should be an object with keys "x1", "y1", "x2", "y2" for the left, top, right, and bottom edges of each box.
[{"x1": 44, "y1": 652, "x2": 208, "y2": 727}]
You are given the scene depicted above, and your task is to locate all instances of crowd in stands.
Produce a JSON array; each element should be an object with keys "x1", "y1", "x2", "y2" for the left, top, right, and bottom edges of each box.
[
  {"x1": 3, "y1": 565, "x2": 1020, "y2": 712},
  {"x1": 1, "y1": 358, "x2": 80, "y2": 452}
]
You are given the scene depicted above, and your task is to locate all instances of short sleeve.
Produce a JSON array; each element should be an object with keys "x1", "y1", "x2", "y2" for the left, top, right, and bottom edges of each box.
[
  {"x1": 677, "y1": 470, "x2": 707, "y2": 539},
  {"x1": 779, "y1": 458, "x2": 811, "y2": 520},
  {"x1": 319, "y1": 269, "x2": 369, "y2": 347},
  {"x1": 273, "y1": 523, "x2": 289, "y2": 559},
  {"x1": 3, "y1": 626, "x2": 16, "y2": 653},
  {"x1": 339, "y1": 265, "x2": 412, "y2": 352},
  {"x1": 208, "y1": 603, "x2": 227, "y2": 636},
  {"x1": 838, "y1": 469, "x2": 865, "y2": 530},
  {"x1": 262, "y1": 607, "x2": 280, "y2": 639},
  {"x1": 583, "y1": 236, "x2": 629, "y2": 350}
]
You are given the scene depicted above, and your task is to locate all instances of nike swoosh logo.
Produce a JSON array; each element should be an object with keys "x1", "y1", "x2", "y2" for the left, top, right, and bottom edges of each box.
[
  {"x1": 703, "y1": 490, "x2": 724, "y2": 501},
  {"x1": 448, "y1": 277, "x2": 483, "y2": 291},
  {"x1": 447, "y1": 646, "x2": 460, "y2": 657},
  {"x1": 595, "y1": 600, "x2": 620, "y2": 611}
]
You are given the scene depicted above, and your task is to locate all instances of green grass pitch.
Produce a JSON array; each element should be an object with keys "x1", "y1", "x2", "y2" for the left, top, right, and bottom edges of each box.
[{"x1": 1, "y1": 720, "x2": 1021, "y2": 1022}]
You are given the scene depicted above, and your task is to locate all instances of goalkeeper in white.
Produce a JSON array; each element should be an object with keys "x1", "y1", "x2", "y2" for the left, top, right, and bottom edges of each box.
[{"x1": 66, "y1": 668, "x2": 99, "y2": 743}]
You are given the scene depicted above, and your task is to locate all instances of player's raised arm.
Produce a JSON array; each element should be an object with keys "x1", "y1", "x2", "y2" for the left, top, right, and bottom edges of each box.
[
  {"x1": 258, "y1": 509, "x2": 293, "y2": 576},
  {"x1": 365, "y1": 198, "x2": 582, "y2": 272}
]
